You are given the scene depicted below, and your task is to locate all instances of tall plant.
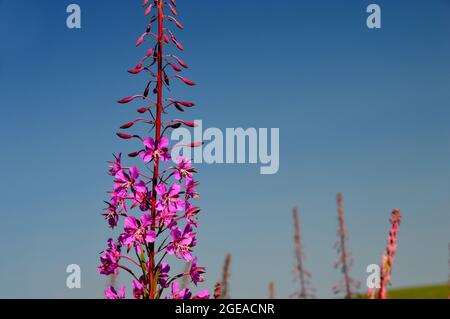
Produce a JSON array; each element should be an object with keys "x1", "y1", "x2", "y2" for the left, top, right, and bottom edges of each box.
[
  {"x1": 291, "y1": 207, "x2": 315, "y2": 298},
  {"x1": 448, "y1": 243, "x2": 450, "y2": 299},
  {"x1": 268, "y1": 282, "x2": 275, "y2": 299},
  {"x1": 378, "y1": 209, "x2": 402, "y2": 299},
  {"x1": 333, "y1": 193, "x2": 359, "y2": 299},
  {"x1": 98, "y1": 0, "x2": 208, "y2": 300},
  {"x1": 219, "y1": 254, "x2": 232, "y2": 299}
]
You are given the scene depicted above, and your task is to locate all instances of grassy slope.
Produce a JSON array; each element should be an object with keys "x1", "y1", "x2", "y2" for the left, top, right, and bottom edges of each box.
[{"x1": 387, "y1": 284, "x2": 449, "y2": 299}]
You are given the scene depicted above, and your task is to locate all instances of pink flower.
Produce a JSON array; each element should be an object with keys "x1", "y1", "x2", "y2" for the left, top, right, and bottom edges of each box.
[
  {"x1": 158, "y1": 263, "x2": 171, "y2": 288},
  {"x1": 132, "y1": 180, "x2": 151, "y2": 210},
  {"x1": 156, "y1": 183, "x2": 184, "y2": 223},
  {"x1": 102, "y1": 200, "x2": 120, "y2": 229},
  {"x1": 185, "y1": 179, "x2": 199, "y2": 199},
  {"x1": 105, "y1": 286, "x2": 126, "y2": 299},
  {"x1": 114, "y1": 167, "x2": 139, "y2": 193},
  {"x1": 110, "y1": 188, "x2": 128, "y2": 212},
  {"x1": 108, "y1": 153, "x2": 122, "y2": 176},
  {"x1": 167, "y1": 224, "x2": 196, "y2": 262},
  {"x1": 193, "y1": 290, "x2": 210, "y2": 299},
  {"x1": 98, "y1": 239, "x2": 121, "y2": 276},
  {"x1": 133, "y1": 280, "x2": 145, "y2": 299},
  {"x1": 140, "y1": 137, "x2": 171, "y2": 163},
  {"x1": 118, "y1": 214, "x2": 156, "y2": 247},
  {"x1": 166, "y1": 282, "x2": 191, "y2": 299},
  {"x1": 189, "y1": 257, "x2": 206, "y2": 285},
  {"x1": 184, "y1": 206, "x2": 200, "y2": 227},
  {"x1": 174, "y1": 156, "x2": 195, "y2": 181}
]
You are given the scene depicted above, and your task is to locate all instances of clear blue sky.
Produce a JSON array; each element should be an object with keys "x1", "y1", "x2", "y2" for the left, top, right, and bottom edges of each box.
[{"x1": 0, "y1": 0, "x2": 449, "y2": 298}]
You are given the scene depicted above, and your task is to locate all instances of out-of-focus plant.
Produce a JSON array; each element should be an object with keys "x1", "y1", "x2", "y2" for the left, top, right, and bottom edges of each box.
[
  {"x1": 98, "y1": 0, "x2": 208, "y2": 299},
  {"x1": 218, "y1": 254, "x2": 232, "y2": 299},
  {"x1": 268, "y1": 282, "x2": 275, "y2": 299},
  {"x1": 333, "y1": 193, "x2": 360, "y2": 298},
  {"x1": 447, "y1": 243, "x2": 449, "y2": 299},
  {"x1": 291, "y1": 207, "x2": 315, "y2": 299},
  {"x1": 378, "y1": 209, "x2": 402, "y2": 299}
]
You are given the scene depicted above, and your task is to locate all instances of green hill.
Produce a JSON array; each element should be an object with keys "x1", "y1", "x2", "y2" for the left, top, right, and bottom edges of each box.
[{"x1": 387, "y1": 284, "x2": 449, "y2": 299}]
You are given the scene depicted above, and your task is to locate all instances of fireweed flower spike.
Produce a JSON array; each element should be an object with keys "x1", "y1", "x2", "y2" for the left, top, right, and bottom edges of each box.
[
  {"x1": 291, "y1": 208, "x2": 316, "y2": 299},
  {"x1": 268, "y1": 282, "x2": 275, "y2": 299},
  {"x1": 219, "y1": 254, "x2": 231, "y2": 299},
  {"x1": 333, "y1": 193, "x2": 360, "y2": 299},
  {"x1": 378, "y1": 209, "x2": 402, "y2": 299},
  {"x1": 99, "y1": 0, "x2": 208, "y2": 299}
]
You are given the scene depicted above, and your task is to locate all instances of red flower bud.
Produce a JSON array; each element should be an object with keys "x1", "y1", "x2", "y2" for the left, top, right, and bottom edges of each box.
[
  {"x1": 172, "y1": 37, "x2": 184, "y2": 51},
  {"x1": 169, "y1": 4, "x2": 177, "y2": 16},
  {"x1": 116, "y1": 133, "x2": 134, "y2": 139},
  {"x1": 178, "y1": 101, "x2": 195, "y2": 107},
  {"x1": 189, "y1": 142, "x2": 204, "y2": 148},
  {"x1": 143, "y1": 82, "x2": 151, "y2": 97},
  {"x1": 174, "y1": 103, "x2": 184, "y2": 112},
  {"x1": 136, "y1": 33, "x2": 146, "y2": 46},
  {"x1": 128, "y1": 151, "x2": 140, "y2": 158},
  {"x1": 169, "y1": 62, "x2": 182, "y2": 72},
  {"x1": 174, "y1": 119, "x2": 198, "y2": 127},
  {"x1": 145, "y1": 4, "x2": 153, "y2": 16},
  {"x1": 120, "y1": 122, "x2": 135, "y2": 129},
  {"x1": 170, "y1": 123, "x2": 182, "y2": 129},
  {"x1": 145, "y1": 48, "x2": 153, "y2": 58},
  {"x1": 175, "y1": 20, "x2": 184, "y2": 30},
  {"x1": 128, "y1": 62, "x2": 143, "y2": 74},
  {"x1": 175, "y1": 75, "x2": 196, "y2": 86},
  {"x1": 117, "y1": 95, "x2": 141, "y2": 104},
  {"x1": 173, "y1": 55, "x2": 188, "y2": 68}
]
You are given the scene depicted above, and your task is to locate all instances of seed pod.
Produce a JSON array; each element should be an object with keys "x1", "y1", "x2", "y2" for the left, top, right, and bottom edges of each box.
[
  {"x1": 175, "y1": 75, "x2": 196, "y2": 86},
  {"x1": 168, "y1": 4, "x2": 177, "y2": 16},
  {"x1": 128, "y1": 151, "x2": 140, "y2": 158},
  {"x1": 169, "y1": 62, "x2": 182, "y2": 72},
  {"x1": 120, "y1": 122, "x2": 135, "y2": 129},
  {"x1": 174, "y1": 103, "x2": 184, "y2": 112},
  {"x1": 145, "y1": 4, "x2": 153, "y2": 16},
  {"x1": 172, "y1": 55, "x2": 188, "y2": 68},
  {"x1": 116, "y1": 133, "x2": 134, "y2": 139},
  {"x1": 118, "y1": 95, "x2": 141, "y2": 104},
  {"x1": 136, "y1": 33, "x2": 146, "y2": 46}
]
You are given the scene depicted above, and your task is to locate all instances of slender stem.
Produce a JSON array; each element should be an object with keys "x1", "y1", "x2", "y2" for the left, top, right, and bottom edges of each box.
[
  {"x1": 120, "y1": 254, "x2": 141, "y2": 268},
  {"x1": 147, "y1": 0, "x2": 164, "y2": 299},
  {"x1": 337, "y1": 193, "x2": 352, "y2": 299},
  {"x1": 118, "y1": 264, "x2": 140, "y2": 282},
  {"x1": 293, "y1": 208, "x2": 307, "y2": 298}
]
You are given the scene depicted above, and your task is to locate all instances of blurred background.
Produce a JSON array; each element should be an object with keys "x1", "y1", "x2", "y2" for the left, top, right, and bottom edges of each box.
[{"x1": 0, "y1": 0, "x2": 449, "y2": 298}]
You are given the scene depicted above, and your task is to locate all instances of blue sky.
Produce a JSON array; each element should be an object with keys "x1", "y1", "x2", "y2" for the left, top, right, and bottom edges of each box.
[{"x1": 0, "y1": 0, "x2": 449, "y2": 298}]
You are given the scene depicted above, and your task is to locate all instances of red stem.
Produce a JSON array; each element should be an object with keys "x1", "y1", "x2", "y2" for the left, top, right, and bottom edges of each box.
[{"x1": 147, "y1": 0, "x2": 164, "y2": 299}]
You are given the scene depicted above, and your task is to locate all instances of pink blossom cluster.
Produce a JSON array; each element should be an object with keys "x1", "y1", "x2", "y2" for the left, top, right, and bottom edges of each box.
[
  {"x1": 378, "y1": 209, "x2": 402, "y2": 299},
  {"x1": 98, "y1": 0, "x2": 208, "y2": 299}
]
